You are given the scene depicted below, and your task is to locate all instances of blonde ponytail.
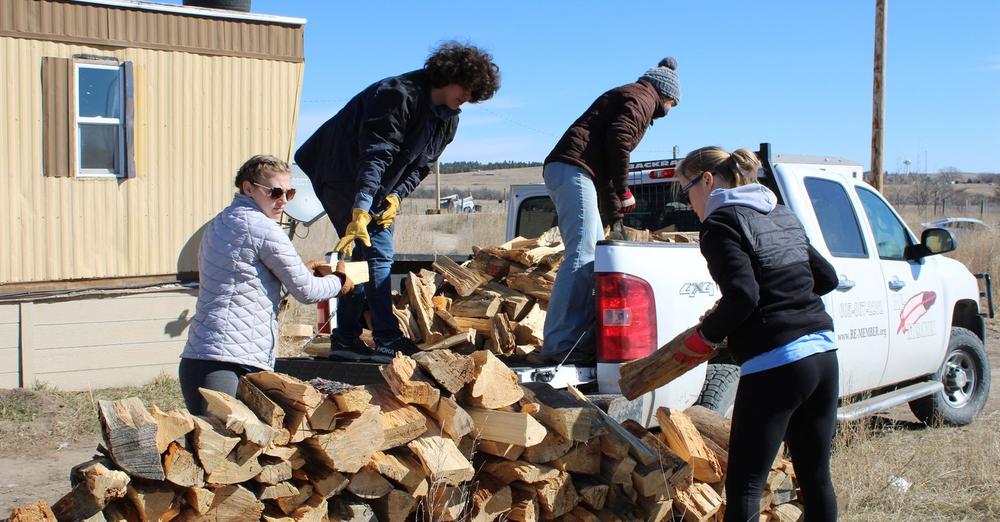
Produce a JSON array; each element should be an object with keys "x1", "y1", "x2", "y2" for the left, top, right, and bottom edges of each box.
[{"x1": 678, "y1": 146, "x2": 760, "y2": 188}]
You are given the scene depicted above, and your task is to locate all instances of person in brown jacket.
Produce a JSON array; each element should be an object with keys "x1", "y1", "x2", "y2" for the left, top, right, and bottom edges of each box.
[{"x1": 540, "y1": 57, "x2": 680, "y2": 363}]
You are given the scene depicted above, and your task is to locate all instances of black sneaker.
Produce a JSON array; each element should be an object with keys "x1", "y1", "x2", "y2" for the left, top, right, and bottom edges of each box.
[
  {"x1": 370, "y1": 337, "x2": 421, "y2": 363},
  {"x1": 327, "y1": 339, "x2": 376, "y2": 362}
]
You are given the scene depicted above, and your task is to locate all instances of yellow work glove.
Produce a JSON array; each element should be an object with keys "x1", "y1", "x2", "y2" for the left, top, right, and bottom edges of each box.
[
  {"x1": 375, "y1": 194, "x2": 401, "y2": 228},
  {"x1": 335, "y1": 209, "x2": 372, "y2": 257}
]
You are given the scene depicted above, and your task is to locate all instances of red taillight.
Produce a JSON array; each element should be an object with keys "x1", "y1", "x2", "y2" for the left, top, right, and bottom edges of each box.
[{"x1": 596, "y1": 273, "x2": 657, "y2": 362}]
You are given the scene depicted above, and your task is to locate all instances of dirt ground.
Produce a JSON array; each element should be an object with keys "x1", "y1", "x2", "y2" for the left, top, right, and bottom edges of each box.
[{"x1": 2, "y1": 326, "x2": 998, "y2": 517}]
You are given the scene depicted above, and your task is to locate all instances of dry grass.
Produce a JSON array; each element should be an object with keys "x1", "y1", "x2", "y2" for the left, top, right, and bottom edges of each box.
[
  {"x1": 832, "y1": 411, "x2": 1000, "y2": 520},
  {"x1": 0, "y1": 374, "x2": 183, "y2": 452}
]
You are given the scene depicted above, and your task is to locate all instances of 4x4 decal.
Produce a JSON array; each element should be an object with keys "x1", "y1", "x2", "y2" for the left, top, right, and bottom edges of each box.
[{"x1": 679, "y1": 282, "x2": 716, "y2": 298}]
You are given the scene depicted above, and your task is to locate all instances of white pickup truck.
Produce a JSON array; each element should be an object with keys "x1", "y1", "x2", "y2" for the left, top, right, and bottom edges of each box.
[{"x1": 505, "y1": 143, "x2": 993, "y2": 427}]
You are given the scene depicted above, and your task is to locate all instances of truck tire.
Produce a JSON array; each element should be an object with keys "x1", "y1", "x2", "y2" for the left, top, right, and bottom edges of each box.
[
  {"x1": 909, "y1": 327, "x2": 991, "y2": 426},
  {"x1": 695, "y1": 364, "x2": 740, "y2": 418}
]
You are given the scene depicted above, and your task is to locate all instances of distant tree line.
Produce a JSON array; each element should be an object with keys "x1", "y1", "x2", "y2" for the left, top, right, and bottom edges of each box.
[{"x1": 439, "y1": 160, "x2": 542, "y2": 174}]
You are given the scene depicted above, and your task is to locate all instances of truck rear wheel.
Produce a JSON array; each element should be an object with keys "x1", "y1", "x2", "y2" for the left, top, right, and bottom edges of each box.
[
  {"x1": 909, "y1": 327, "x2": 991, "y2": 426},
  {"x1": 695, "y1": 364, "x2": 740, "y2": 418}
]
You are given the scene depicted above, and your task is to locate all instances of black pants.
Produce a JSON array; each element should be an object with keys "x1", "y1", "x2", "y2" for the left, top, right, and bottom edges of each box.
[
  {"x1": 724, "y1": 351, "x2": 839, "y2": 522},
  {"x1": 178, "y1": 358, "x2": 256, "y2": 416}
]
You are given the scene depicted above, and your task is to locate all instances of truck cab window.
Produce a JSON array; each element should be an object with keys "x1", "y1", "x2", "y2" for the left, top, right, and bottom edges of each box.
[
  {"x1": 516, "y1": 196, "x2": 557, "y2": 239},
  {"x1": 804, "y1": 178, "x2": 868, "y2": 258},
  {"x1": 856, "y1": 188, "x2": 911, "y2": 260},
  {"x1": 622, "y1": 181, "x2": 700, "y2": 233}
]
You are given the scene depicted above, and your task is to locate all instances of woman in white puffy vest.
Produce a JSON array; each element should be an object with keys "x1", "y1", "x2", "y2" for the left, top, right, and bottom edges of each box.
[{"x1": 179, "y1": 155, "x2": 352, "y2": 415}]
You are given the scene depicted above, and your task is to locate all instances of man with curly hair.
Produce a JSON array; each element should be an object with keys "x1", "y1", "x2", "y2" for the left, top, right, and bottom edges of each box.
[{"x1": 296, "y1": 41, "x2": 500, "y2": 362}]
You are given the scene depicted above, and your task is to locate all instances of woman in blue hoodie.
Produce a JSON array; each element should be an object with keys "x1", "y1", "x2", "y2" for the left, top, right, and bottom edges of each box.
[{"x1": 676, "y1": 146, "x2": 840, "y2": 522}]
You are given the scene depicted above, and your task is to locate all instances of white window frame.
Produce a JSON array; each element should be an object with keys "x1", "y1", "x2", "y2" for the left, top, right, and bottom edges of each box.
[{"x1": 75, "y1": 62, "x2": 126, "y2": 178}]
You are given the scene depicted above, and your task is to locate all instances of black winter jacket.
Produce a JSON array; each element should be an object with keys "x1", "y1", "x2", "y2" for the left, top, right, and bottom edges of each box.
[
  {"x1": 295, "y1": 69, "x2": 459, "y2": 218},
  {"x1": 699, "y1": 204, "x2": 838, "y2": 364}
]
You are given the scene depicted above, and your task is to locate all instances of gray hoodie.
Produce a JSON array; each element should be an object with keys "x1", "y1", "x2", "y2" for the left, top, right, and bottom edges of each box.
[{"x1": 704, "y1": 183, "x2": 777, "y2": 218}]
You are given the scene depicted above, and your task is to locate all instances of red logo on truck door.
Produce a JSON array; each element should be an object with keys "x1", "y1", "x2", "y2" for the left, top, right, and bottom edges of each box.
[{"x1": 897, "y1": 290, "x2": 937, "y2": 334}]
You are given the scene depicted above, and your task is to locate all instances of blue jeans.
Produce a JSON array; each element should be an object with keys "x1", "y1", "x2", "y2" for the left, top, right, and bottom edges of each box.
[
  {"x1": 542, "y1": 162, "x2": 604, "y2": 355},
  {"x1": 178, "y1": 358, "x2": 255, "y2": 416},
  {"x1": 333, "y1": 221, "x2": 401, "y2": 347}
]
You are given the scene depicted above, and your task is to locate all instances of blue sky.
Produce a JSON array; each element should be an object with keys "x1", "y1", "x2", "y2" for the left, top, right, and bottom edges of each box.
[{"x1": 246, "y1": 1, "x2": 999, "y2": 173}]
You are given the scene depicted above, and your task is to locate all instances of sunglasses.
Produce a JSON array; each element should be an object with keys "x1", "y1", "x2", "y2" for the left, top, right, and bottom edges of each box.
[
  {"x1": 679, "y1": 175, "x2": 702, "y2": 194},
  {"x1": 253, "y1": 182, "x2": 296, "y2": 201}
]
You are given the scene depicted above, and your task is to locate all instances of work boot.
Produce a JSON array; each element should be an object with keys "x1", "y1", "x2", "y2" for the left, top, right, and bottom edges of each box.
[{"x1": 370, "y1": 337, "x2": 421, "y2": 364}]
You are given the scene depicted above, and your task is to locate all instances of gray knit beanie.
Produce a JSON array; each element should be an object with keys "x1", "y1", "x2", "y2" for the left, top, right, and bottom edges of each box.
[{"x1": 639, "y1": 57, "x2": 681, "y2": 105}]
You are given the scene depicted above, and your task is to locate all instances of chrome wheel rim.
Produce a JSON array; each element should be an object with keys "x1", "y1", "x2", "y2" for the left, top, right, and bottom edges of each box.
[{"x1": 942, "y1": 350, "x2": 976, "y2": 408}]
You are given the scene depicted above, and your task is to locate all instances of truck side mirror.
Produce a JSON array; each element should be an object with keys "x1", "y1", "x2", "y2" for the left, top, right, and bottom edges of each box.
[{"x1": 909, "y1": 227, "x2": 956, "y2": 260}]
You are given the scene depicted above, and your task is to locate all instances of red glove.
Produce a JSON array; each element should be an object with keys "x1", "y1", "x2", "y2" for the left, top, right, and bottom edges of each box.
[
  {"x1": 619, "y1": 189, "x2": 636, "y2": 213},
  {"x1": 672, "y1": 328, "x2": 717, "y2": 366}
]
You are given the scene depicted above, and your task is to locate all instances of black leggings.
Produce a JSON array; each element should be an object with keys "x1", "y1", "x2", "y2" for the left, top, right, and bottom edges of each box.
[
  {"x1": 724, "y1": 351, "x2": 839, "y2": 522},
  {"x1": 178, "y1": 358, "x2": 256, "y2": 416}
]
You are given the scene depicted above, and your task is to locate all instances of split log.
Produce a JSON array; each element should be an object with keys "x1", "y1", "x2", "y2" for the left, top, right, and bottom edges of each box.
[
  {"x1": 50, "y1": 461, "x2": 129, "y2": 521},
  {"x1": 577, "y1": 482, "x2": 609, "y2": 512},
  {"x1": 303, "y1": 406, "x2": 383, "y2": 473},
  {"x1": 237, "y1": 377, "x2": 286, "y2": 429},
  {"x1": 368, "y1": 451, "x2": 428, "y2": 496},
  {"x1": 617, "y1": 326, "x2": 712, "y2": 400},
  {"x1": 303, "y1": 462, "x2": 349, "y2": 499},
  {"x1": 425, "y1": 395, "x2": 474, "y2": 440},
  {"x1": 275, "y1": 483, "x2": 313, "y2": 515},
  {"x1": 392, "y1": 304, "x2": 422, "y2": 343},
  {"x1": 637, "y1": 495, "x2": 673, "y2": 522},
  {"x1": 671, "y1": 482, "x2": 723, "y2": 522},
  {"x1": 600, "y1": 455, "x2": 636, "y2": 485},
  {"x1": 466, "y1": 407, "x2": 547, "y2": 447},
  {"x1": 256, "y1": 458, "x2": 294, "y2": 485},
  {"x1": 522, "y1": 429, "x2": 573, "y2": 464},
  {"x1": 418, "y1": 328, "x2": 477, "y2": 351},
  {"x1": 469, "y1": 247, "x2": 514, "y2": 280},
  {"x1": 565, "y1": 385, "x2": 658, "y2": 466},
  {"x1": 522, "y1": 382, "x2": 604, "y2": 442},
  {"x1": 683, "y1": 405, "x2": 732, "y2": 452},
  {"x1": 433, "y1": 255, "x2": 483, "y2": 296},
  {"x1": 478, "y1": 282, "x2": 531, "y2": 320},
  {"x1": 163, "y1": 441, "x2": 204, "y2": 488},
  {"x1": 546, "y1": 438, "x2": 600, "y2": 475},
  {"x1": 482, "y1": 459, "x2": 560, "y2": 484},
  {"x1": 462, "y1": 350, "x2": 524, "y2": 409},
  {"x1": 9, "y1": 501, "x2": 57, "y2": 522},
  {"x1": 508, "y1": 486, "x2": 540, "y2": 522},
  {"x1": 631, "y1": 462, "x2": 670, "y2": 498},
  {"x1": 434, "y1": 307, "x2": 463, "y2": 335},
  {"x1": 769, "y1": 502, "x2": 804, "y2": 522},
  {"x1": 514, "y1": 303, "x2": 545, "y2": 345},
  {"x1": 432, "y1": 295, "x2": 453, "y2": 311},
  {"x1": 505, "y1": 271, "x2": 554, "y2": 301},
  {"x1": 469, "y1": 475, "x2": 512, "y2": 522},
  {"x1": 125, "y1": 481, "x2": 179, "y2": 522},
  {"x1": 291, "y1": 495, "x2": 329, "y2": 522},
  {"x1": 184, "y1": 487, "x2": 215, "y2": 515},
  {"x1": 599, "y1": 432, "x2": 629, "y2": 460},
  {"x1": 281, "y1": 324, "x2": 313, "y2": 337},
  {"x1": 656, "y1": 408, "x2": 723, "y2": 483},
  {"x1": 97, "y1": 398, "x2": 164, "y2": 480},
  {"x1": 450, "y1": 294, "x2": 502, "y2": 318},
  {"x1": 200, "y1": 388, "x2": 281, "y2": 447},
  {"x1": 621, "y1": 419, "x2": 689, "y2": 478},
  {"x1": 407, "y1": 435, "x2": 475, "y2": 486},
  {"x1": 380, "y1": 354, "x2": 441, "y2": 407},
  {"x1": 366, "y1": 384, "x2": 428, "y2": 450},
  {"x1": 476, "y1": 440, "x2": 526, "y2": 461},
  {"x1": 328, "y1": 498, "x2": 378, "y2": 522},
  {"x1": 488, "y1": 312, "x2": 517, "y2": 355},
  {"x1": 412, "y1": 350, "x2": 475, "y2": 394},
  {"x1": 347, "y1": 467, "x2": 394, "y2": 499},
  {"x1": 246, "y1": 372, "x2": 324, "y2": 415},
  {"x1": 315, "y1": 260, "x2": 370, "y2": 284},
  {"x1": 406, "y1": 272, "x2": 444, "y2": 344},
  {"x1": 453, "y1": 316, "x2": 494, "y2": 336},
  {"x1": 424, "y1": 485, "x2": 466, "y2": 522},
  {"x1": 373, "y1": 489, "x2": 417, "y2": 522},
  {"x1": 532, "y1": 470, "x2": 579, "y2": 519},
  {"x1": 148, "y1": 405, "x2": 195, "y2": 454},
  {"x1": 309, "y1": 379, "x2": 373, "y2": 413},
  {"x1": 306, "y1": 397, "x2": 339, "y2": 432}
]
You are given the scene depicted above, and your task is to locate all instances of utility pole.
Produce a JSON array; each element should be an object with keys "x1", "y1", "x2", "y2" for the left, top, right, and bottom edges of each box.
[
  {"x1": 435, "y1": 160, "x2": 441, "y2": 211},
  {"x1": 870, "y1": 0, "x2": 887, "y2": 192}
]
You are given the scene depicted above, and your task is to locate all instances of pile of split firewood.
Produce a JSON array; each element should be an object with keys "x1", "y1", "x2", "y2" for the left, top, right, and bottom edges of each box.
[
  {"x1": 310, "y1": 227, "x2": 699, "y2": 360},
  {"x1": 9, "y1": 354, "x2": 805, "y2": 522}
]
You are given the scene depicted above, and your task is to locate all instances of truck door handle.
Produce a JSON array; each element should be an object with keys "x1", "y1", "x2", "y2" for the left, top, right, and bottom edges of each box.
[
  {"x1": 888, "y1": 278, "x2": 906, "y2": 291},
  {"x1": 836, "y1": 276, "x2": 855, "y2": 292}
]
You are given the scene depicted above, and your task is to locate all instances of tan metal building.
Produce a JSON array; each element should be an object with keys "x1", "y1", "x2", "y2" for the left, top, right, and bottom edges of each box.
[{"x1": 0, "y1": 0, "x2": 306, "y2": 389}]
